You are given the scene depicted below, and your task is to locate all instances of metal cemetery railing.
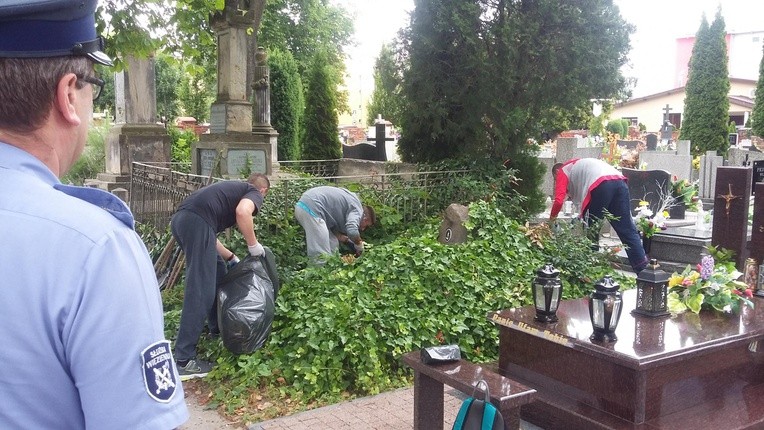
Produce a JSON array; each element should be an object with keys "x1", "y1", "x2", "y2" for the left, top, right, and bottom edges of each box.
[
  {"x1": 129, "y1": 161, "x2": 472, "y2": 229},
  {"x1": 129, "y1": 162, "x2": 216, "y2": 230}
]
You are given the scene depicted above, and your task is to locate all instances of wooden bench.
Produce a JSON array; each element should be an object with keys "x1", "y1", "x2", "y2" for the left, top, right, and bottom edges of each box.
[{"x1": 402, "y1": 350, "x2": 537, "y2": 430}]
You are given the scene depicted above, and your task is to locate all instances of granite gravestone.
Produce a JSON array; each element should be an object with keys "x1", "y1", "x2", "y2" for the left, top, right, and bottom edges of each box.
[
  {"x1": 749, "y1": 183, "x2": 764, "y2": 269},
  {"x1": 752, "y1": 160, "x2": 764, "y2": 193},
  {"x1": 343, "y1": 141, "x2": 380, "y2": 161},
  {"x1": 622, "y1": 168, "x2": 671, "y2": 215},
  {"x1": 711, "y1": 167, "x2": 752, "y2": 269},
  {"x1": 645, "y1": 134, "x2": 658, "y2": 151},
  {"x1": 699, "y1": 151, "x2": 724, "y2": 199}
]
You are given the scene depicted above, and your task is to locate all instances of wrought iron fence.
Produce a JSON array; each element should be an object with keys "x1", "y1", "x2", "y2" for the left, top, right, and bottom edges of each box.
[{"x1": 130, "y1": 161, "x2": 472, "y2": 229}]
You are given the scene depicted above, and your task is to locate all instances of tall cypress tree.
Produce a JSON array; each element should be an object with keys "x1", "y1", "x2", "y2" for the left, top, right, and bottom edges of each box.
[
  {"x1": 397, "y1": 0, "x2": 485, "y2": 163},
  {"x1": 269, "y1": 48, "x2": 304, "y2": 161},
  {"x1": 366, "y1": 43, "x2": 404, "y2": 128},
  {"x1": 751, "y1": 42, "x2": 764, "y2": 137},
  {"x1": 680, "y1": 10, "x2": 731, "y2": 156},
  {"x1": 301, "y1": 50, "x2": 341, "y2": 160}
]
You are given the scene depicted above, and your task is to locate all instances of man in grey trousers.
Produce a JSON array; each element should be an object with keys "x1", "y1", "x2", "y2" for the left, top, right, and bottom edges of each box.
[{"x1": 295, "y1": 186, "x2": 376, "y2": 264}]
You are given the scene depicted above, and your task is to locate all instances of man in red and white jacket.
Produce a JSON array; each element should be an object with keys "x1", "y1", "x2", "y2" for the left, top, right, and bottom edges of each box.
[{"x1": 551, "y1": 158, "x2": 648, "y2": 273}]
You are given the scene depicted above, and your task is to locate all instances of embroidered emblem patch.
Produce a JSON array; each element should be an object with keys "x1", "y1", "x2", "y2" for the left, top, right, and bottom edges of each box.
[{"x1": 141, "y1": 340, "x2": 177, "y2": 403}]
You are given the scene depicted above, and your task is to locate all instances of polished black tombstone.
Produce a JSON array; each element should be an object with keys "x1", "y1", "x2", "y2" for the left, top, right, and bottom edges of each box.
[
  {"x1": 489, "y1": 289, "x2": 764, "y2": 429},
  {"x1": 622, "y1": 168, "x2": 671, "y2": 215}
]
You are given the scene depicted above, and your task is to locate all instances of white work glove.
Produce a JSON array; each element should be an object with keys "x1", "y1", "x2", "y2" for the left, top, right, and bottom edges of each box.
[
  {"x1": 226, "y1": 255, "x2": 240, "y2": 269},
  {"x1": 248, "y1": 242, "x2": 265, "y2": 257}
]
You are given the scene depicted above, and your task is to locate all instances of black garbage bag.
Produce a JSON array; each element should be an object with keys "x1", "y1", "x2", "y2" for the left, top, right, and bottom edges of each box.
[{"x1": 217, "y1": 254, "x2": 275, "y2": 354}]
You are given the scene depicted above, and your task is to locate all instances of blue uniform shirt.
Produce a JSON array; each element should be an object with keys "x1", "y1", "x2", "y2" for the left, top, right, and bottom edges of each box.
[{"x1": 0, "y1": 142, "x2": 188, "y2": 429}]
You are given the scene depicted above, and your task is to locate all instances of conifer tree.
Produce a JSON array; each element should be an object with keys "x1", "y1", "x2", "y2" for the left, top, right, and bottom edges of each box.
[
  {"x1": 680, "y1": 10, "x2": 731, "y2": 156},
  {"x1": 269, "y1": 49, "x2": 304, "y2": 161},
  {"x1": 366, "y1": 43, "x2": 404, "y2": 128},
  {"x1": 751, "y1": 42, "x2": 764, "y2": 138},
  {"x1": 301, "y1": 50, "x2": 341, "y2": 160}
]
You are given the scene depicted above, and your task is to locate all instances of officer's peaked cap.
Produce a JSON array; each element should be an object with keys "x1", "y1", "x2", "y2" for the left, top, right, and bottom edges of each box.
[{"x1": 0, "y1": 0, "x2": 112, "y2": 66}]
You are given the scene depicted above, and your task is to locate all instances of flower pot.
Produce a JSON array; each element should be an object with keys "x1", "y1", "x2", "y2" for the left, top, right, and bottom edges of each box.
[{"x1": 669, "y1": 201, "x2": 686, "y2": 219}]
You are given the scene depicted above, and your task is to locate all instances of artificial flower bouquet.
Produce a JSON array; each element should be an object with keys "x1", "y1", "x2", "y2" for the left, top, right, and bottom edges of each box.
[
  {"x1": 634, "y1": 201, "x2": 667, "y2": 238},
  {"x1": 667, "y1": 254, "x2": 754, "y2": 315},
  {"x1": 670, "y1": 176, "x2": 698, "y2": 206}
]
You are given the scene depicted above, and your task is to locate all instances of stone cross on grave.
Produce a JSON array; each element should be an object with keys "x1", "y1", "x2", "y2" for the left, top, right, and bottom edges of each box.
[
  {"x1": 370, "y1": 123, "x2": 394, "y2": 161},
  {"x1": 662, "y1": 104, "x2": 672, "y2": 123}
]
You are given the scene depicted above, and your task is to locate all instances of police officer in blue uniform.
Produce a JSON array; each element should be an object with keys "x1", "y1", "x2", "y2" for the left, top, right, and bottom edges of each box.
[{"x1": 0, "y1": 1, "x2": 188, "y2": 428}]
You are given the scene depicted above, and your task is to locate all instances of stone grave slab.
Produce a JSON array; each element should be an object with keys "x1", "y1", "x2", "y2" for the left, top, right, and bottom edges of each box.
[
  {"x1": 490, "y1": 289, "x2": 764, "y2": 429},
  {"x1": 343, "y1": 141, "x2": 381, "y2": 161},
  {"x1": 712, "y1": 166, "x2": 753, "y2": 269}
]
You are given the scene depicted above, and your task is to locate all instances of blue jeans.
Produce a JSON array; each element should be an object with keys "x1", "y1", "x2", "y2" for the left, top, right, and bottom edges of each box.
[{"x1": 584, "y1": 179, "x2": 648, "y2": 273}]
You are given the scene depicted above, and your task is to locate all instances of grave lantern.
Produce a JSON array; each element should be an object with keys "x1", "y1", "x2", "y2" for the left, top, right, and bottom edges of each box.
[
  {"x1": 632, "y1": 259, "x2": 670, "y2": 318},
  {"x1": 589, "y1": 275, "x2": 622, "y2": 342},
  {"x1": 757, "y1": 264, "x2": 764, "y2": 298},
  {"x1": 532, "y1": 263, "x2": 562, "y2": 323}
]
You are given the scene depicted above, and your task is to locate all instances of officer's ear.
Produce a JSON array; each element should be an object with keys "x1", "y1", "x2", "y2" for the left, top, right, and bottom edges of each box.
[{"x1": 55, "y1": 73, "x2": 83, "y2": 127}]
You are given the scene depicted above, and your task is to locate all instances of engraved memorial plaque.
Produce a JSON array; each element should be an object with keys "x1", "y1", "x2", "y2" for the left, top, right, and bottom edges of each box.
[
  {"x1": 228, "y1": 149, "x2": 267, "y2": 176},
  {"x1": 210, "y1": 104, "x2": 226, "y2": 134},
  {"x1": 199, "y1": 149, "x2": 217, "y2": 176}
]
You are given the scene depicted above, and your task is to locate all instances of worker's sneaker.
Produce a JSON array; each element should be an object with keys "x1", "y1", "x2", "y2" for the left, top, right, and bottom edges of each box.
[{"x1": 176, "y1": 359, "x2": 213, "y2": 381}]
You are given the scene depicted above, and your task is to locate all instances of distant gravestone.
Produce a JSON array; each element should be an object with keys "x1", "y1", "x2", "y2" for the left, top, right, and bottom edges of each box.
[
  {"x1": 729, "y1": 133, "x2": 739, "y2": 147},
  {"x1": 699, "y1": 151, "x2": 724, "y2": 199},
  {"x1": 343, "y1": 141, "x2": 379, "y2": 161},
  {"x1": 752, "y1": 160, "x2": 764, "y2": 193},
  {"x1": 617, "y1": 140, "x2": 641, "y2": 150},
  {"x1": 711, "y1": 167, "x2": 753, "y2": 269},
  {"x1": 676, "y1": 140, "x2": 691, "y2": 156},
  {"x1": 646, "y1": 134, "x2": 658, "y2": 151},
  {"x1": 749, "y1": 183, "x2": 764, "y2": 268},
  {"x1": 438, "y1": 204, "x2": 469, "y2": 244},
  {"x1": 622, "y1": 168, "x2": 671, "y2": 215}
]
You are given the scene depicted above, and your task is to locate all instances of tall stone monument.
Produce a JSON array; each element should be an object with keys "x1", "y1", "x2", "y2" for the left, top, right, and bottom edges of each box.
[
  {"x1": 192, "y1": 0, "x2": 278, "y2": 178},
  {"x1": 88, "y1": 55, "x2": 170, "y2": 191}
]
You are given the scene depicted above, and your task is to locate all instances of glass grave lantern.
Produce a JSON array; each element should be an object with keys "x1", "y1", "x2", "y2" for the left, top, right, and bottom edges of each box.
[
  {"x1": 632, "y1": 259, "x2": 670, "y2": 318},
  {"x1": 532, "y1": 263, "x2": 562, "y2": 323},
  {"x1": 589, "y1": 275, "x2": 622, "y2": 342},
  {"x1": 756, "y1": 264, "x2": 764, "y2": 298}
]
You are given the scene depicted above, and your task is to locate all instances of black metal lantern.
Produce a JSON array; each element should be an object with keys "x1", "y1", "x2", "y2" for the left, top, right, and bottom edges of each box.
[
  {"x1": 532, "y1": 263, "x2": 562, "y2": 323},
  {"x1": 632, "y1": 259, "x2": 670, "y2": 317},
  {"x1": 589, "y1": 275, "x2": 622, "y2": 342},
  {"x1": 756, "y1": 264, "x2": 764, "y2": 298}
]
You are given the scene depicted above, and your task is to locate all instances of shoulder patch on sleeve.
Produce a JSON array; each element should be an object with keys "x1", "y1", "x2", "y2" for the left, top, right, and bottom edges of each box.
[{"x1": 141, "y1": 340, "x2": 178, "y2": 403}]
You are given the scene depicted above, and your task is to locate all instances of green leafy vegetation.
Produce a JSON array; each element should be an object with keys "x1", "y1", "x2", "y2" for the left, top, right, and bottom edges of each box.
[
  {"x1": 152, "y1": 190, "x2": 631, "y2": 423},
  {"x1": 61, "y1": 122, "x2": 109, "y2": 185},
  {"x1": 751, "y1": 41, "x2": 764, "y2": 138}
]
